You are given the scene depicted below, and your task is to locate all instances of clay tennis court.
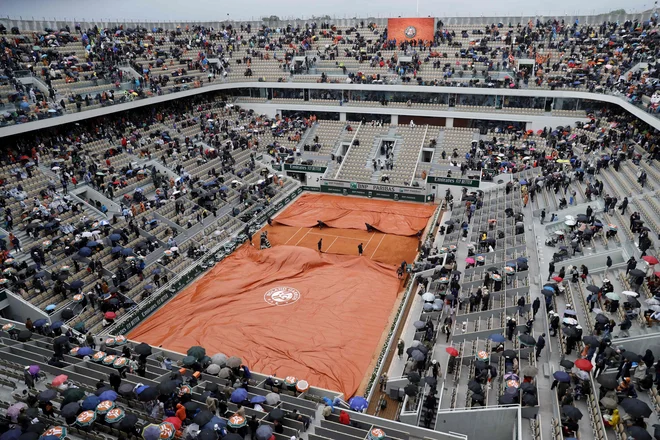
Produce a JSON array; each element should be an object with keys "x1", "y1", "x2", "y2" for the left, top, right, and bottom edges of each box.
[{"x1": 130, "y1": 194, "x2": 436, "y2": 398}]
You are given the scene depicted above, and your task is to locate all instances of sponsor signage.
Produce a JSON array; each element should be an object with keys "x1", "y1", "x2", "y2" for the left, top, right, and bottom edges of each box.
[
  {"x1": 284, "y1": 164, "x2": 327, "y2": 173},
  {"x1": 426, "y1": 176, "x2": 481, "y2": 188},
  {"x1": 320, "y1": 179, "x2": 427, "y2": 202}
]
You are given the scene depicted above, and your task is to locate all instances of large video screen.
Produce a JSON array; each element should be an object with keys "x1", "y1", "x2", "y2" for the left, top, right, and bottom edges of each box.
[{"x1": 388, "y1": 17, "x2": 435, "y2": 42}]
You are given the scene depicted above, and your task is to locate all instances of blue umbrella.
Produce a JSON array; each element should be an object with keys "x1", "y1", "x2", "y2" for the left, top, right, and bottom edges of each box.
[
  {"x1": 135, "y1": 385, "x2": 149, "y2": 395},
  {"x1": 121, "y1": 248, "x2": 133, "y2": 256},
  {"x1": 152, "y1": 269, "x2": 161, "y2": 274},
  {"x1": 82, "y1": 395, "x2": 100, "y2": 410},
  {"x1": 203, "y1": 416, "x2": 226, "y2": 431},
  {"x1": 348, "y1": 396, "x2": 368, "y2": 412},
  {"x1": 45, "y1": 304, "x2": 56, "y2": 312},
  {"x1": 519, "y1": 179, "x2": 528, "y2": 185},
  {"x1": 98, "y1": 390, "x2": 118, "y2": 402},
  {"x1": 0, "y1": 428, "x2": 21, "y2": 440},
  {"x1": 144, "y1": 285, "x2": 154, "y2": 290},
  {"x1": 51, "y1": 321, "x2": 64, "y2": 330},
  {"x1": 111, "y1": 246, "x2": 123, "y2": 254},
  {"x1": 78, "y1": 247, "x2": 92, "y2": 257},
  {"x1": 109, "y1": 234, "x2": 121, "y2": 241},
  {"x1": 33, "y1": 319, "x2": 47, "y2": 327},
  {"x1": 490, "y1": 334, "x2": 506, "y2": 343},
  {"x1": 78, "y1": 347, "x2": 94, "y2": 356},
  {"x1": 86, "y1": 241, "x2": 99, "y2": 248},
  {"x1": 70, "y1": 280, "x2": 84, "y2": 289},
  {"x1": 230, "y1": 388, "x2": 248, "y2": 403},
  {"x1": 543, "y1": 286, "x2": 555, "y2": 291},
  {"x1": 553, "y1": 371, "x2": 571, "y2": 383},
  {"x1": 250, "y1": 395, "x2": 267, "y2": 404},
  {"x1": 506, "y1": 261, "x2": 517, "y2": 267},
  {"x1": 517, "y1": 257, "x2": 528, "y2": 264}
]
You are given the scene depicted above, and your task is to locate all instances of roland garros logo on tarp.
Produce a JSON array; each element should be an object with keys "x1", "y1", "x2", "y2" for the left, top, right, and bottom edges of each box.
[{"x1": 264, "y1": 287, "x2": 301, "y2": 306}]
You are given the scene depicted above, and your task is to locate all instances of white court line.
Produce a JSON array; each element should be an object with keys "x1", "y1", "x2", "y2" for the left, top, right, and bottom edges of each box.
[
  {"x1": 284, "y1": 227, "x2": 303, "y2": 245},
  {"x1": 294, "y1": 228, "x2": 313, "y2": 246},
  {"x1": 324, "y1": 236, "x2": 339, "y2": 253},
  {"x1": 362, "y1": 232, "x2": 377, "y2": 251},
  {"x1": 369, "y1": 234, "x2": 386, "y2": 259},
  {"x1": 306, "y1": 231, "x2": 364, "y2": 240}
]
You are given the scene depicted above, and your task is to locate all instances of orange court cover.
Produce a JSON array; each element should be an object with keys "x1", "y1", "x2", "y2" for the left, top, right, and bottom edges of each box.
[
  {"x1": 129, "y1": 245, "x2": 401, "y2": 397},
  {"x1": 388, "y1": 17, "x2": 435, "y2": 42},
  {"x1": 274, "y1": 193, "x2": 436, "y2": 236}
]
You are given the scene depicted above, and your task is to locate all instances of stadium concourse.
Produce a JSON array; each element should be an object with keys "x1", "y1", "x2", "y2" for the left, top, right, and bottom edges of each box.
[{"x1": 0, "y1": 11, "x2": 658, "y2": 440}]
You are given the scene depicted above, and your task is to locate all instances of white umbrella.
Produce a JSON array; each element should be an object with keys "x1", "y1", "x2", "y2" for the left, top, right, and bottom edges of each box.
[
  {"x1": 81, "y1": 231, "x2": 93, "y2": 238},
  {"x1": 621, "y1": 291, "x2": 639, "y2": 297},
  {"x1": 265, "y1": 393, "x2": 280, "y2": 405},
  {"x1": 211, "y1": 353, "x2": 228, "y2": 366},
  {"x1": 563, "y1": 317, "x2": 578, "y2": 325},
  {"x1": 565, "y1": 220, "x2": 576, "y2": 226},
  {"x1": 646, "y1": 298, "x2": 660, "y2": 306},
  {"x1": 565, "y1": 215, "x2": 575, "y2": 221},
  {"x1": 422, "y1": 292, "x2": 435, "y2": 302},
  {"x1": 206, "y1": 364, "x2": 221, "y2": 375}
]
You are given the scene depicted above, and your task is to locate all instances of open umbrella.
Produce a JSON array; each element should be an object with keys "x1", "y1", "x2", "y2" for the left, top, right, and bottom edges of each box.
[
  {"x1": 522, "y1": 366, "x2": 538, "y2": 377},
  {"x1": 230, "y1": 388, "x2": 248, "y2": 403},
  {"x1": 134, "y1": 343, "x2": 152, "y2": 357},
  {"x1": 98, "y1": 390, "x2": 118, "y2": 402},
  {"x1": 490, "y1": 334, "x2": 506, "y2": 343},
  {"x1": 574, "y1": 359, "x2": 592, "y2": 372},
  {"x1": 407, "y1": 372, "x2": 421, "y2": 383},
  {"x1": 255, "y1": 425, "x2": 273, "y2": 440},
  {"x1": 597, "y1": 375, "x2": 618, "y2": 390},
  {"x1": 404, "y1": 384, "x2": 418, "y2": 396},
  {"x1": 211, "y1": 353, "x2": 228, "y2": 366},
  {"x1": 468, "y1": 380, "x2": 482, "y2": 393},
  {"x1": 626, "y1": 426, "x2": 652, "y2": 440},
  {"x1": 562, "y1": 405, "x2": 583, "y2": 420},
  {"x1": 269, "y1": 408, "x2": 285, "y2": 422},
  {"x1": 187, "y1": 346, "x2": 206, "y2": 360},
  {"x1": 553, "y1": 371, "x2": 571, "y2": 383},
  {"x1": 446, "y1": 347, "x2": 459, "y2": 357},
  {"x1": 624, "y1": 351, "x2": 642, "y2": 363},
  {"x1": 629, "y1": 269, "x2": 646, "y2": 278},
  {"x1": 621, "y1": 398, "x2": 653, "y2": 418},
  {"x1": 586, "y1": 285, "x2": 600, "y2": 293},
  {"x1": 75, "y1": 410, "x2": 96, "y2": 426},
  {"x1": 583, "y1": 335, "x2": 599, "y2": 346},
  {"x1": 227, "y1": 414, "x2": 247, "y2": 428},
  {"x1": 41, "y1": 426, "x2": 67, "y2": 439},
  {"x1": 142, "y1": 425, "x2": 161, "y2": 440},
  {"x1": 600, "y1": 396, "x2": 618, "y2": 410},
  {"x1": 226, "y1": 356, "x2": 242, "y2": 368},
  {"x1": 518, "y1": 334, "x2": 536, "y2": 346},
  {"x1": 138, "y1": 387, "x2": 159, "y2": 402},
  {"x1": 106, "y1": 407, "x2": 126, "y2": 424},
  {"x1": 265, "y1": 393, "x2": 280, "y2": 405},
  {"x1": 642, "y1": 256, "x2": 659, "y2": 265},
  {"x1": 560, "y1": 359, "x2": 574, "y2": 369},
  {"x1": 194, "y1": 410, "x2": 214, "y2": 427},
  {"x1": 348, "y1": 396, "x2": 368, "y2": 411},
  {"x1": 82, "y1": 395, "x2": 100, "y2": 411},
  {"x1": 38, "y1": 389, "x2": 57, "y2": 402},
  {"x1": 96, "y1": 400, "x2": 115, "y2": 415}
]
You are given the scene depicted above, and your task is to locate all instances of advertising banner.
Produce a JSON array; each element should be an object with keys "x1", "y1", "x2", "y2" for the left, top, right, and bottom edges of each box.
[{"x1": 388, "y1": 17, "x2": 435, "y2": 42}]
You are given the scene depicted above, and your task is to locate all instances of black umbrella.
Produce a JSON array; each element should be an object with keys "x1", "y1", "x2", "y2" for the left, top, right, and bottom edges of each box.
[
  {"x1": 94, "y1": 386, "x2": 113, "y2": 396},
  {"x1": 118, "y1": 383, "x2": 135, "y2": 397},
  {"x1": 468, "y1": 380, "x2": 482, "y2": 393},
  {"x1": 62, "y1": 308, "x2": 74, "y2": 320},
  {"x1": 520, "y1": 383, "x2": 536, "y2": 394},
  {"x1": 194, "y1": 409, "x2": 215, "y2": 426},
  {"x1": 583, "y1": 335, "x2": 599, "y2": 346},
  {"x1": 119, "y1": 413, "x2": 139, "y2": 432},
  {"x1": 502, "y1": 349, "x2": 517, "y2": 359},
  {"x1": 562, "y1": 405, "x2": 583, "y2": 420},
  {"x1": 37, "y1": 389, "x2": 57, "y2": 402},
  {"x1": 518, "y1": 334, "x2": 536, "y2": 346},
  {"x1": 269, "y1": 408, "x2": 285, "y2": 421},
  {"x1": 653, "y1": 424, "x2": 660, "y2": 440},
  {"x1": 184, "y1": 401, "x2": 201, "y2": 413},
  {"x1": 17, "y1": 329, "x2": 32, "y2": 341},
  {"x1": 474, "y1": 360, "x2": 487, "y2": 371},
  {"x1": 627, "y1": 426, "x2": 652, "y2": 440},
  {"x1": 560, "y1": 359, "x2": 575, "y2": 369},
  {"x1": 621, "y1": 398, "x2": 653, "y2": 418},
  {"x1": 157, "y1": 380, "x2": 179, "y2": 395},
  {"x1": 25, "y1": 422, "x2": 47, "y2": 434},
  {"x1": 134, "y1": 343, "x2": 152, "y2": 357},
  {"x1": 586, "y1": 285, "x2": 600, "y2": 293},
  {"x1": 404, "y1": 384, "x2": 418, "y2": 396},
  {"x1": 499, "y1": 394, "x2": 515, "y2": 404},
  {"x1": 629, "y1": 269, "x2": 646, "y2": 278},
  {"x1": 522, "y1": 393, "x2": 538, "y2": 406},
  {"x1": 445, "y1": 220, "x2": 455, "y2": 225},
  {"x1": 61, "y1": 402, "x2": 81, "y2": 418},
  {"x1": 471, "y1": 393, "x2": 485, "y2": 403},
  {"x1": 595, "y1": 314, "x2": 609, "y2": 324},
  {"x1": 626, "y1": 297, "x2": 641, "y2": 308},
  {"x1": 597, "y1": 376, "x2": 618, "y2": 390},
  {"x1": 563, "y1": 326, "x2": 578, "y2": 337},
  {"x1": 624, "y1": 351, "x2": 642, "y2": 363},
  {"x1": 424, "y1": 376, "x2": 437, "y2": 387},
  {"x1": 137, "y1": 386, "x2": 159, "y2": 401},
  {"x1": 18, "y1": 432, "x2": 39, "y2": 440},
  {"x1": 407, "y1": 372, "x2": 421, "y2": 383}
]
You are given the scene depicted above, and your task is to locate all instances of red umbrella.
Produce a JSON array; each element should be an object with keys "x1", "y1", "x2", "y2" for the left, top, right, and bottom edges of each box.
[
  {"x1": 104, "y1": 312, "x2": 116, "y2": 320},
  {"x1": 655, "y1": 272, "x2": 660, "y2": 277},
  {"x1": 52, "y1": 374, "x2": 68, "y2": 387},
  {"x1": 163, "y1": 417, "x2": 182, "y2": 430},
  {"x1": 19, "y1": 155, "x2": 31, "y2": 161},
  {"x1": 552, "y1": 276, "x2": 563, "y2": 282},
  {"x1": 446, "y1": 347, "x2": 459, "y2": 357},
  {"x1": 574, "y1": 359, "x2": 593, "y2": 372},
  {"x1": 642, "y1": 256, "x2": 659, "y2": 265}
]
